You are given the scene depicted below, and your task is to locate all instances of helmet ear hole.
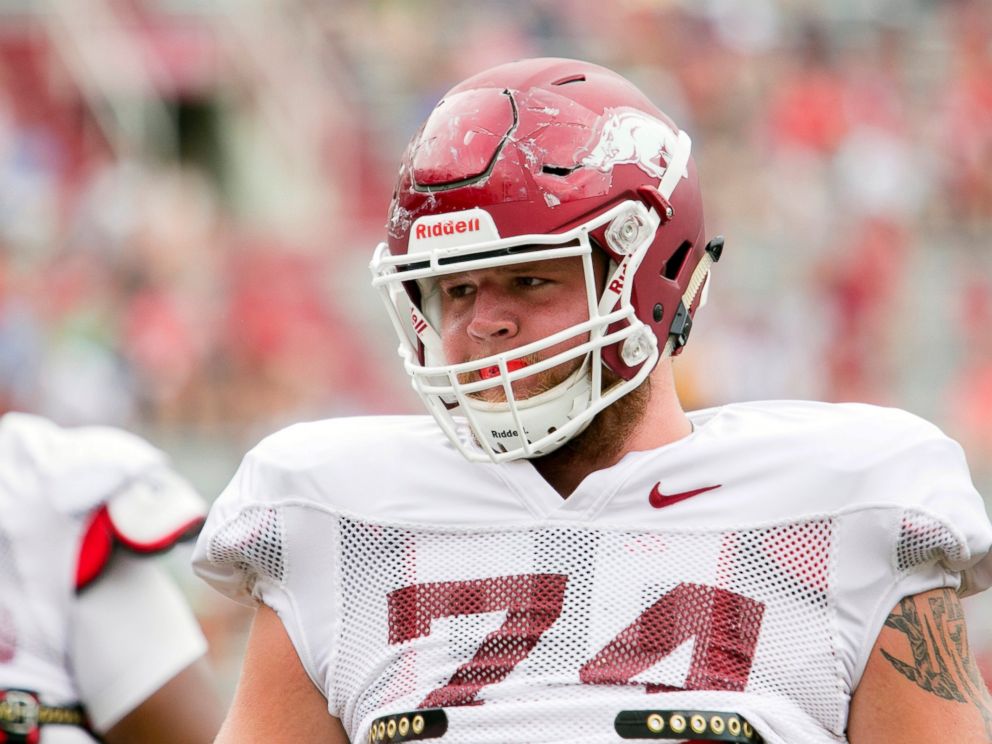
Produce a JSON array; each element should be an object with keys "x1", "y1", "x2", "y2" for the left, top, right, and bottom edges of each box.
[{"x1": 662, "y1": 241, "x2": 692, "y2": 281}]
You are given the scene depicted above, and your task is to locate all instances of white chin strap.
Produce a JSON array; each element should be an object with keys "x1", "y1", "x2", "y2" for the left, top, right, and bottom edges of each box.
[{"x1": 460, "y1": 359, "x2": 594, "y2": 457}]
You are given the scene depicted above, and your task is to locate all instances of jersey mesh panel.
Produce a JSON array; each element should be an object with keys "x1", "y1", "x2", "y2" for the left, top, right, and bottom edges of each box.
[
  {"x1": 332, "y1": 516, "x2": 841, "y2": 742},
  {"x1": 895, "y1": 510, "x2": 967, "y2": 574},
  {"x1": 208, "y1": 506, "x2": 285, "y2": 589}
]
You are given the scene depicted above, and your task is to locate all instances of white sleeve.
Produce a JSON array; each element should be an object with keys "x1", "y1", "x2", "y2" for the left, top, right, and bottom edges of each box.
[
  {"x1": 886, "y1": 425, "x2": 992, "y2": 597},
  {"x1": 191, "y1": 425, "x2": 319, "y2": 605},
  {"x1": 70, "y1": 553, "x2": 208, "y2": 733},
  {"x1": 191, "y1": 432, "x2": 345, "y2": 708},
  {"x1": 837, "y1": 416, "x2": 992, "y2": 689}
]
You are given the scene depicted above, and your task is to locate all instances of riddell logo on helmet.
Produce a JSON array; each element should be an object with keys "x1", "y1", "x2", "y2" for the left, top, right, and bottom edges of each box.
[
  {"x1": 414, "y1": 217, "x2": 481, "y2": 240},
  {"x1": 608, "y1": 258, "x2": 631, "y2": 294},
  {"x1": 410, "y1": 307, "x2": 428, "y2": 336},
  {"x1": 491, "y1": 429, "x2": 519, "y2": 439},
  {"x1": 408, "y1": 209, "x2": 500, "y2": 251}
]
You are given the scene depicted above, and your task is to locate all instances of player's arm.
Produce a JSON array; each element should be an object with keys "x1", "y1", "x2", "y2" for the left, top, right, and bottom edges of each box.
[
  {"x1": 848, "y1": 587, "x2": 992, "y2": 743},
  {"x1": 216, "y1": 603, "x2": 349, "y2": 744},
  {"x1": 102, "y1": 658, "x2": 222, "y2": 744},
  {"x1": 72, "y1": 552, "x2": 224, "y2": 743}
]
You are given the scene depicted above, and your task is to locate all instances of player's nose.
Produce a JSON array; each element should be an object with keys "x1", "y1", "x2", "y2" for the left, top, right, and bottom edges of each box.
[{"x1": 466, "y1": 290, "x2": 518, "y2": 342}]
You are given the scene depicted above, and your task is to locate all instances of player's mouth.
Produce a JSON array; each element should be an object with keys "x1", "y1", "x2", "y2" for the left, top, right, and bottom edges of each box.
[
  {"x1": 461, "y1": 358, "x2": 533, "y2": 402},
  {"x1": 461, "y1": 355, "x2": 583, "y2": 403},
  {"x1": 478, "y1": 359, "x2": 529, "y2": 380}
]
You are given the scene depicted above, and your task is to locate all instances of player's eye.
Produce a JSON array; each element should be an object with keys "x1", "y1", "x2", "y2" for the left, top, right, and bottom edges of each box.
[
  {"x1": 515, "y1": 276, "x2": 548, "y2": 288},
  {"x1": 440, "y1": 281, "x2": 475, "y2": 299}
]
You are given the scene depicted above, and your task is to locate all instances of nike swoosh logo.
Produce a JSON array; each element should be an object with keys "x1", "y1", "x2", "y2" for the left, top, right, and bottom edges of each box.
[{"x1": 649, "y1": 482, "x2": 721, "y2": 508}]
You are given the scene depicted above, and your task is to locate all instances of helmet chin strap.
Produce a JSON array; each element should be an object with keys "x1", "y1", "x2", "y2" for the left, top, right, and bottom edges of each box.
[
  {"x1": 461, "y1": 358, "x2": 595, "y2": 458},
  {"x1": 661, "y1": 250, "x2": 714, "y2": 358}
]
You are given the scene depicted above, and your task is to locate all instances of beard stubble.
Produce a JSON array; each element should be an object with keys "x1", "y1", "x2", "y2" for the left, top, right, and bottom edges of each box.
[{"x1": 534, "y1": 367, "x2": 652, "y2": 471}]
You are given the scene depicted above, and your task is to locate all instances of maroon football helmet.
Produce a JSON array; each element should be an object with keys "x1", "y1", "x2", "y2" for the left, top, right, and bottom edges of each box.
[{"x1": 371, "y1": 58, "x2": 721, "y2": 462}]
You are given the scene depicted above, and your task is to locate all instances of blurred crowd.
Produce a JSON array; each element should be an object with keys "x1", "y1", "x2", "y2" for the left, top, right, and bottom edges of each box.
[{"x1": 0, "y1": 0, "x2": 990, "y2": 698}]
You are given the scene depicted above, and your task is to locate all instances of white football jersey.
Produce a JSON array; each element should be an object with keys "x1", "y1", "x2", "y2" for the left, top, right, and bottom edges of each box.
[
  {"x1": 0, "y1": 413, "x2": 208, "y2": 742},
  {"x1": 193, "y1": 400, "x2": 992, "y2": 744}
]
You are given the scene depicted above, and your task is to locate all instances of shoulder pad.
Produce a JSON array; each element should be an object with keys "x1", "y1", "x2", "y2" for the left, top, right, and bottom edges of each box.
[
  {"x1": 76, "y1": 467, "x2": 207, "y2": 591},
  {"x1": 0, "y1": 412, "x2": 167, "y2": 515}
]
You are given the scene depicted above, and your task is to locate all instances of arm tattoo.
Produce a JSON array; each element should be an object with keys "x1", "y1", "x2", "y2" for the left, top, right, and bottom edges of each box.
[{"x1": 880, "y1": 588, "x2": 992, "y2": 737}]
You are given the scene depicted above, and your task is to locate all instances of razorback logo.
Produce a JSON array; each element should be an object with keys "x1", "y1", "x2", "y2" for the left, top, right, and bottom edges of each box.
[
  {"x1": 582, "y1": 108, "x2": 683, "y2": 181},
  {"x1": 414, "y1": 217, "x2": 481, "y2": 240}
]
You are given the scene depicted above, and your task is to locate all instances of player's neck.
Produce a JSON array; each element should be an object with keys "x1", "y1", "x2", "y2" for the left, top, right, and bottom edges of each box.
[{"x1": 530, "y1": 363, "x2": 691, "y2": 498}]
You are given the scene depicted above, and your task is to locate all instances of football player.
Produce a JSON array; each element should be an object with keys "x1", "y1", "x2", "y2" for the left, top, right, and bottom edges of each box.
[
  {"x1": 193, "y1": 58, "x2": 992, "y2": 743},
  {"x1": 0, "y1": 412, "x2": 223, "y2": 743}
]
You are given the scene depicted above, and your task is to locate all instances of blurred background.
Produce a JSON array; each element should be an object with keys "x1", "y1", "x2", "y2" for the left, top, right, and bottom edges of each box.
[{"x1": 0, "y1": 0, "x2": 989, "y2": 705}]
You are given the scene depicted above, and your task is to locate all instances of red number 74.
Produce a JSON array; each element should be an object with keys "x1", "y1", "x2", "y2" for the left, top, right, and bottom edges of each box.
[{"x1": 388, "y1": 573, "x2": 765, "y2": 708}]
